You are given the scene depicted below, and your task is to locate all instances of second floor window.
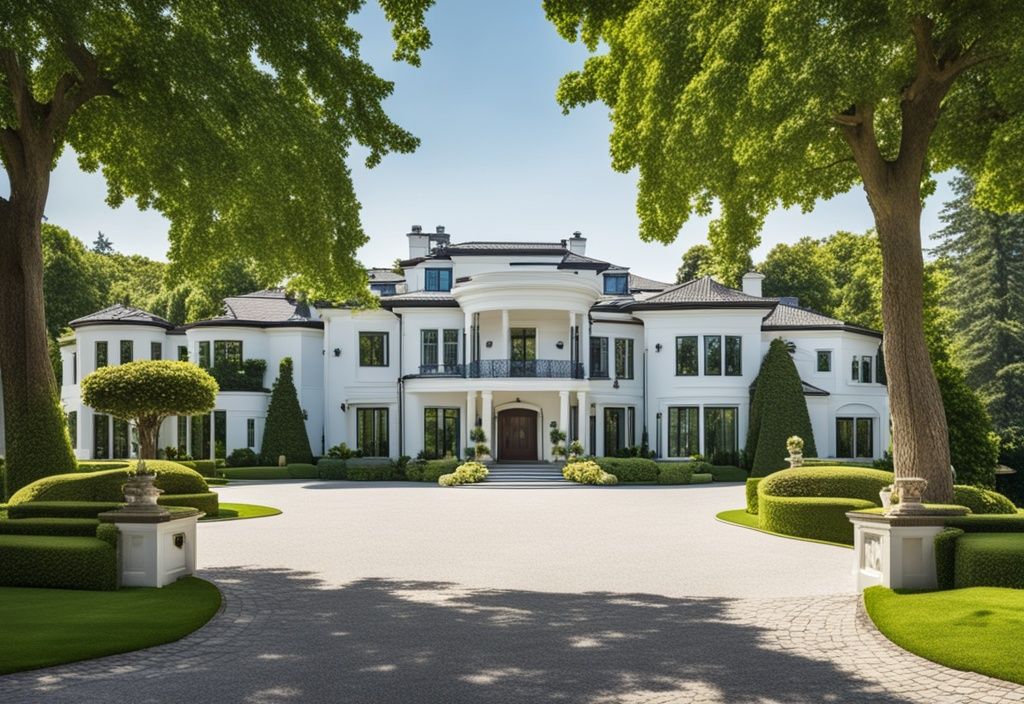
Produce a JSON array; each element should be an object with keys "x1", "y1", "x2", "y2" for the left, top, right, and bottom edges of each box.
[
  {"x1": 860, "y1": 355, "x2": 872, "y2": 383},
  {"x1": 214, "y1": 340, "x2": 243, "y2": 367},
  {"x1": 443, "y1": 329, "x2": 459, "y2": 368},
  {"x1": 96, "y1": 341, "x2": 108, "y2": 369},
  {"x1": 724, "y1": 336, "x2": 742, "y2": 376},
  {"x1": 614, "y1": 338, "x2": 634, "y2": 379},
  {"x1": 198, "y1": 341, "x2": 211, "y2": 368},
  {"x1": 120, "y1": 339, "x2": 133, "y2": 364},
  {"x1": 425, "y1": 268, "x2": 453, "y2": 291},
  {"x1": 704, "y1": 336, "x2": 722, "y2": 375},
  {"x1": 151, "y1": 342, "x2": 162, "y2": 360},
  {"x1": 590, "y1": 337, "x2": 609, "y2": 378},
  {"x1": 675, "y1": 336, "x2": 698, "y2": 376},
  {"x1": 178, "y1": 345, "x2": 188, "y2": 361},
  {"x1": 421, "y1": 330, "x2": 438, "y2": 367},
  {"x1": 603, "y1": 273, "x2": 628, "y2": 295},
  {"x1": 851, "y1": 356, "x2": 860, "y2": 381},
  {"x1": 817, "y1": 350, "x2": 832, "y2": 372},
  {"x1": 359, "y1": 332, "x2": 389, "y2": 366}
]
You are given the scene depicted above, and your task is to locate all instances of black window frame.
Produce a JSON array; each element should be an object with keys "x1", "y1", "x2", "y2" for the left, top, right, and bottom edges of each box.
[
  {"x1": 675, "y1": 336, "x2": 698, "y2": 376},
  {"x1": 93, "y1": 413, "x2": 110, "y2": 459},
  {"x1": 703, "y1": 406, "x2": 738, "y2": 461},
  {"x1": 603, "y1": 407, "x2": 628, "y2": 456},
  {"x1": 71, "y1": 351, "x2": 78, "y2": 384},
  {"x1": 177, "y1": 416, "x2": 188, "y2": 455},
  {"x1": 837, "y1": 417, "x2": 874, "y2": 458},
  {"x1": 113, "y1": 418, "x2": 130, "y2": 458},
  {"x1": 725, "y1": 335, "x2": 742, "y2": 376},
  {"x1": 214, "y1": 340, "x2": 243, "y2": 367},
  {"x1": 247, "y1": 418, "x2": 256, "y2": 448},
  {"x1": 667, "y1": 406, "x2": 699, "y2": 458},
  {"x1": 151, "y1": 341, "x2": 162, "y2": 360},
  {"x1": 177, "y1": 345, "x2": 189, "y2": 362},
  {"x1": 443, "y1": 329, "x2": 460, "y2": 370},
  {"x1": 860, "y1": 355, "x2": 872, "y2": 384},
  {"x1": 421, "y1": 329, "x2": 439, "y2": 368},
  {"x1": 120, "y1": 339, "x2": 133, "y2": 364},
  {"x1": 198, "y1": 341, "x2": 211, "y2": 368},
  {"x1": 424, "y1": 268, "x2": 453, "y2": 292},
  {"x1": 357, "y1": 407, "x2": 390, "y2": 457},
  {"x1": 851, "y1": 356, "x2": 860, "y2": 381},
  {"x1": 703, "y1": 335, "x2": 722, "y2": 376},
  {"x1": 95, "y1": 341, "x2": 108, "y2": 369},
  {"x1": 359, "y1": 332, "x2": 389, "y2": 367},
  {"x1": 423, "y1": 407, "x2": 460, "y2": 459},
  {"x1": 603, "y1": 273, "x2": 628, "y2": 295},
  {"x1": 816, "y1": 350, "x2": 832, "y2": 373},
  {"x1": 614, "y1": 338, "x2": 634, "y2": 380},
  {"x1": 590, "y1": 337, "x2": 609, "y2": 378}
]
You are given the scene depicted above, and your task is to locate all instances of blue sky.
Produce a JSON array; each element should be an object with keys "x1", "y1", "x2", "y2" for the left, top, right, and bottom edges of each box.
[{"x1": 12, "y1": 1, "x2": 951, "y2": 284}]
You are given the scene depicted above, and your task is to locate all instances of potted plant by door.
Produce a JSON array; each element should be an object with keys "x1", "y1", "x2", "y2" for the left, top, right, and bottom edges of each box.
[
  {"x1": 470, "y1": 426, "x2": 492, "y2": 464},
  {"x1": 550, "y1": 427, "x2": 568, "y2": 466}
]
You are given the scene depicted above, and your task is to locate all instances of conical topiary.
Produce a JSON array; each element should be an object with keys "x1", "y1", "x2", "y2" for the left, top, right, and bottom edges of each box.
[
  {"x1": 747, "y1": 338, "x2": 817, "y2": 476},
  {"x1": 259, "y1": 357, "x2": 312, "y2": 465}
]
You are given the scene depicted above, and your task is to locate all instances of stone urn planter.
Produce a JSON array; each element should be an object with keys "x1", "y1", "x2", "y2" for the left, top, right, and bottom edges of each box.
[
  {"x1": 888, "y1": 477, "x2": 929, "y2": 515},
  {"x1": 879, "y1": 485, "x2": 894, "y2": 510},
  {"x1": 786, "y1": 436, "x2": 805, "y2": 469},
  {"x1": 121, "y1": 460, "x2": 167, "y2": 514}
]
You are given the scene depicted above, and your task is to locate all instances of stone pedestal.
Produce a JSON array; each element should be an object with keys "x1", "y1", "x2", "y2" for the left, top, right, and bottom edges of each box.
[
  {"x1": 100, "y1": 508, "x2": 203, "y2": 588},
  {"x1": 847, "y1": 511, "x2": 950, "y2": 591}
]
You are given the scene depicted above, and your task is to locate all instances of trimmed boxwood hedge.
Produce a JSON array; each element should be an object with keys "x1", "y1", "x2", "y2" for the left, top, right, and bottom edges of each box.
[
  {"x1": 759, "y1": 466, "x2": 893, "y2": 503},
  {"x1": 76, "y1": 461, "x2": 131, "y2": 472},
  {"x1": 951, "y1": 485, "x2": 1017, "y2": 515},
  {"x1": 595, "y1": 458, "x2": 659, "y2": 482},
  {"x1": 710, "y1": 465, "x2": 748, "y2": 482},
  {"x1": 285, "y1": 463, "x2": 319, "y2": 479},
  {"x1": 8, "y1": 461, "x2": 209, "y2": 505},
  {"x1": 760, "y1": 495, "x2": 877, "y2": 545},
  {"x1": 178, "y1": 460, "x2": 218, "y2": 477},
  {"x1": 405, "y1": 459, "x2": 459, "y2": 482},
  {"x1": 657, "y1": 464, "x2": 693, "y2": 485},
  {"x1": 218, "y1": 466, "x2": 291, "y2": 480},
  {"x1": 746, "y1": 478, "x2": 762, "y2": 514},
  {"x1": 934, "y1": 528, "x2": 964, "y2": 590},
  {"x1": 158, "y1": 492, "x2": 219, "y2": 515},
  {"x1": 0, "y1": 529, "x2": 118, "y2": 590},
  {"x1": 8, "y1": 501, "x2": 125, "y2": 519},
  {"x1": 316, "y1": 459, "x2": 347, "y2": 480},
  {"x1": 944, "y1": 513, "x2": 1024, "y2": 533},
  {"x1": 690, "y1": 473, "x2": 713, "y2": 484},
  {"x1": 0, "y1": 517, "x2": 101, "y2": 537},
  {"x1": 345, "y1": 462, "x2": 399, "y2": 481},
  {"x1": 954, "y1": 533, "x2": 1024, "y2": 589}
]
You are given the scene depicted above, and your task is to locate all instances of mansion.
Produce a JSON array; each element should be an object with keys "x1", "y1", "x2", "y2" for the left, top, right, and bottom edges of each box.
[{"x1": 50, "y1": 227, "x2": 889, "y2": 463}]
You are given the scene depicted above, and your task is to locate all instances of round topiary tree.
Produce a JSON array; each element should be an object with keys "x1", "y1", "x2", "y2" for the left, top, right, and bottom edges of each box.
[
  {"x1": 747, "y1": 338, "x2": 817, "y2": 476},
  {"x1": 259, "y1": 358, "x2": 313, "y2": 465},
  {"x1": 81, "y1": 361, "x2": 218, "y2": 459}
]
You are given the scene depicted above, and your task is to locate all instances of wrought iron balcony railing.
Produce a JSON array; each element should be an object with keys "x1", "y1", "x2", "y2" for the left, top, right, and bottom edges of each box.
[
  {"x1": 470, "y1": 359, "x2": 585, "y2": 379},
  {"x1": 418, "y1": 364, "x2": 466, "y2": 376}
]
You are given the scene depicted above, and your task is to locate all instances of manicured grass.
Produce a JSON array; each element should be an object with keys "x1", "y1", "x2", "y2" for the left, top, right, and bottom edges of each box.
[
  {"x1": 0, "y1": 576, "x2": 221, "y2": 674},
  {"x1": 715, "y1": 508, "x2": 852, "y2": 549},
  {"x1": 202, "y1": 502, "x2": 282, "y2": 522},
  {"x1": 865, "y1": 586, "x2": 1024, "y2": 685}
]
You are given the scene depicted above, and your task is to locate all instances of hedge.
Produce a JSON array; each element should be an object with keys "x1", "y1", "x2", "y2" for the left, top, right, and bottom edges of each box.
[
  {"x1": 594, "y1": 458, "x2": 659, "y2": 482},
  {"x1": 0, "y1": 517, "x2": 101, "y2": 538},
  {"x1": 0, "y1": 531, "x2": 118, "y2": 590},
  {"x1": 758, "y1": 466, "x2": 893, "y2": 504},
  {"x1": 316, "y1": 459, "x2": 346, "y2": 480},
  {"x1": 405, "y1": 459, "x2": 459, "y2": 482},
  {"x1": 746, "y1": 478, "x2": 762, "y2": 514},
  {"x1": 759, "y1": 495, "x2": 877, "y2": 545},
  {"x1": 218, "y1": 466, "x2": 291, "y2": 480},
  {"x1": 954, "y1": 533, "x2": 1024, "y2": 589},
  {"x1": 934, "y1": 528, "x2": 964, "y2": 590},
  {"x1": 8, "y1": 461, "x2": 208, "y2": 505},
  {"x1": 951, "y1": 485, "x2": 1017, "y2": 515},
  {"x1": 178, "y1": 460, "x2": 218, "y2": 477},
  {"x1": 7, "y1": 501, "x2": 124, "y2": 519},
  {"x1": 690, "y1": 473, "x2": 713, "y2": 484},
  {"x1": 76, "y1": 461, "x2": 131, "y2": 472},
  {"x1": 944, "y1": 513, "x2": 1024, "y2": 533},
  {"x1": 710, "y1": 465, "x2": 748, "y2": 482},
  {"x1": 158, "y1": 492, "x2": 219, "y2": 515},
  {"x1": 286, "y1": 463, "x2": 319, "y2": 479},
  {"x1": 345, "y1": 464, "x2": 398, "y2": 481},
  {"x1": 657, "y1": 464, "x2": 693, "y2": 485}
]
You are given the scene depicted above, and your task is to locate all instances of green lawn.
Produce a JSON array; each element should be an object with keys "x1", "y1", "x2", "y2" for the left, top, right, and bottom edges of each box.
[
  {"x1": 865, "y1": 586, "x2": 1024, "y2": 685},
  {"x1": 715, "y1": 508, "x2": 852, "y2": 549},
  {"x1": 202, "y1": 502, "x2": 281, "y2": 522},
  {"x1": 0, "y1": 577, "x2": 221, "y2": 674}
]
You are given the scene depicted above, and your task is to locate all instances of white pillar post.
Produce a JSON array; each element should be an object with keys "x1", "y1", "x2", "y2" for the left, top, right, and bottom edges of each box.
[
  {"x1": 465, "y1": 391, "x2": 476, "y2": 458},
  {"x1": 568, "y1": 311, "x2": 576, "y2": 364},
  {"x1": 558, "y1": 391, "x2": 570, "y2": 458},
  {"x1": 577, "y1": 391, "x2": 588, "y2": 454},
  {"x1": 501, "y1": 309, "x2": 510, "y2": 360},
  {"x1": 481, "y1": 391, "x2": 494, "y2": 457},
  {"x1": 580, "y1": 311, "x2": 590, "y2": 378},
  {"x1": 595, "y1": 403, "x2": 605, "y2": 457},
  {"x1": 464, "y1": 311, "x2": 473, "y2": 367}
]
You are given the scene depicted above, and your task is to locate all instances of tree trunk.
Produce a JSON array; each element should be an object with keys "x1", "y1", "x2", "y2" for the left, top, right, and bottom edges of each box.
[
  {"x1": 0, "y1": 163, "x2": 77, "y2": 499},
  {"x1": 137, "y1": 418, "x2": 161, "y2": 460},
  {"x1": 873, "y1": 187, "x2": 953, "y2": 503}
]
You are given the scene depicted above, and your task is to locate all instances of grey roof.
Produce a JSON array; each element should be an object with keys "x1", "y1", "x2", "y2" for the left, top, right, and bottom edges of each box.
[
  {"x1": 801, "y1": 380, "x2": 830, "y2": 396},
  {"x1": 447, "y1": 241, "x2": 567, "y2": 253},
  {"x1": 629, "y1": 276, "x2": 775, "y2": 309},
  {"x1": 368, "y1": 268, "x2": 405, "y2": 283},
  {"x1": 189, "y1": 289, "x2": 321, "y2": 328},
  {"x1": 379, "y1": 291, "x2": 458, "y2": 308},
  {"x1": 628, "y1": 273, "x2": 671, "y2": 292},
  {"x1": 762, "y1": 303, "x2": 881, "y2": 337},
  {"x1": 69, "y1": 304, "x2": 174, "y2": 330}
]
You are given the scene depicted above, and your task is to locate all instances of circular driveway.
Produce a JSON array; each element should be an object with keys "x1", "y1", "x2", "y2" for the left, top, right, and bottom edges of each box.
[{"x1": 2, "y1": 481, "x2": 1023, "y2": 703}]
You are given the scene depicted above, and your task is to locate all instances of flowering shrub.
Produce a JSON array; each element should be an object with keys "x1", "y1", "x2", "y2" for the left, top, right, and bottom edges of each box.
[
  {"x1": 438, "y1": 461, "x2": 489, "y2": 487},
  {"x1": 562, "y1": 460, "x2": 618, "y2": 485}
]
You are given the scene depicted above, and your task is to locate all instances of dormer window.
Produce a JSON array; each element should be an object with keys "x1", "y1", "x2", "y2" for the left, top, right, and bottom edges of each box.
[
  {"x1": 425, "y1": 268, "x2": 453, "y2": 292},
  {"x1": 371, "y1": 283, "x2": 396, "y2": 296},
  {"x1": 603, "y1": 273, "x2": 628, "y2": 295}
]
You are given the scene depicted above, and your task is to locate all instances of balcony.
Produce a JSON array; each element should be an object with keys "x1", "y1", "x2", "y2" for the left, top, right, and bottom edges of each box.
[
  {"x1": 418, "y1": 364, "x2": 466, "y2": 377},
  {"x1": 417, "y1": 359, "x2": 585, "y2": 379}
]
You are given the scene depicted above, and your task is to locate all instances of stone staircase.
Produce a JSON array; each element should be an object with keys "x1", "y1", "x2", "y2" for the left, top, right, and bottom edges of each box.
[{"x1": 468, "y1": 462, "x2": 569, "y2": 487}]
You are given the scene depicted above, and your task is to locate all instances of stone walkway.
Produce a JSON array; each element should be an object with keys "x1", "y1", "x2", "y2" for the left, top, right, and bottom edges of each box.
[{"x1": 1, "y1": 482, "x2": 1022, "y2": 703}]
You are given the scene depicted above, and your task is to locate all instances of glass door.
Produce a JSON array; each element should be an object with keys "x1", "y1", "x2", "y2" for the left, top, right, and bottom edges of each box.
[{"x1": 510, "y1": 328, "x2": 537, "y2": 377}]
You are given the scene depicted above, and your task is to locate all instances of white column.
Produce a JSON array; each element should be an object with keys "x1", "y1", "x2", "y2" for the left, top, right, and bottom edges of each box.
[
  {"x1": 501, "y1": 309, "x2": 510, "y2": 360},
  {"x1": 568, "y1": 311, "x2": 576, "y2": 364},
  {"x1": 464, "y1": 311, "x2": 473, "y2": 367},
  {"x1": 577, "y1": 391, "x2": 588, "y2": 454},
  {"x1": 481, "y1": 391, "x2": 494, "y2": 455},
  {"x1": 465, "y1": 391, "x2": 476, "y2": 457},
  {"x1": 580, "y1": 311, "x2": 590, "y2": 378},
  {"x1": 595, "y1": 403, "x2": 605, "y2": 457},
  {"x1": 558, "y1": 391, "x2": 570, "y2": 456}
]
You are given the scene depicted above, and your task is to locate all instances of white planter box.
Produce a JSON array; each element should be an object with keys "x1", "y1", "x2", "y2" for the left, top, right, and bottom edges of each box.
[{"x1": 847, "y1": 511, "x2": 948, "y2": 591}]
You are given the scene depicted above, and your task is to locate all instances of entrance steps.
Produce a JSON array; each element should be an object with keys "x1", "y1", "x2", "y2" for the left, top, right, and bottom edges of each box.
[{"x1": 468, "y1": 463, "x2": 570, "y2": 487}]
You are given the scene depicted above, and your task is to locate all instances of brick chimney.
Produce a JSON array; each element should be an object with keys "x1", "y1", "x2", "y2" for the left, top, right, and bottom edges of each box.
[{"x1": 567, "y1": 231, "x2": 587, "y2": 256}]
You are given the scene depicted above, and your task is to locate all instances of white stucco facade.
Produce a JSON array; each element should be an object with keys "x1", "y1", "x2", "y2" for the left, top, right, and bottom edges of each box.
[{"x1": 54, "y1": 228, "x2": 890, "y2": 465}]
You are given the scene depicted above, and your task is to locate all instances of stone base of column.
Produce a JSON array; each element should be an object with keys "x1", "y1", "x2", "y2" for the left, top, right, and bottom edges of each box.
[
  {"x1": 100, "y1": 508, "x2": 203, "y2": 588},
  {"x1": 847, "y1": 511, "x2": 957, "y2": 591}
]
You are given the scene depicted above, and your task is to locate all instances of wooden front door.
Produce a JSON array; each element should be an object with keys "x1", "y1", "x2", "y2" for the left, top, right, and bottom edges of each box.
[{"x1": 499, "y1": 409, "x2": 538, "y2": 461}]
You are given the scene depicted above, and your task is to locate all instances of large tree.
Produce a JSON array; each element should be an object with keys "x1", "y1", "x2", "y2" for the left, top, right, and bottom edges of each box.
[
  {"x1": 546, "y1": 1, "x2": 1024, "y2": 501},
  {"x1": 760, "y1": 237, "x2": 836, "y2": 313},
  {"x1": 0, "y1": 1, "x2": 432, "y2": 492}
]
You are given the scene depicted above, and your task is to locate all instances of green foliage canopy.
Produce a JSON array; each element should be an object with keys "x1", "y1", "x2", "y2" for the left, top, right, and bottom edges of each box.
[{"x1": 760, "y1": 237, "x2": 836, "y2": 313}]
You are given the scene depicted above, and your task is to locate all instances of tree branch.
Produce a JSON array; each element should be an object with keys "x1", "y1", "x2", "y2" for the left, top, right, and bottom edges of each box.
[
  {"x1": 836, "y1": 103, "x2": 888, "y2": 194},
  {"x1": 0, "y1": 49, "x2": 41, "y2": 135},
  {"x1": 44, "y1": 42, "x2": 118, "y2": 143}
]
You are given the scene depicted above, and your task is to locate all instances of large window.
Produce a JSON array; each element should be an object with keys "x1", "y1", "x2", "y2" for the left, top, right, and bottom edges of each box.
[
  {"x1": 178, "y1": 345, "x2": 189, "y2": 362},
  {"x1": 724, "y1": 335, "x2": 742, "y2": 376},
  {"x1": 421, "y1": 329, "x2": 438, "y2": 368},
  {"x1": 817, "y1": 350, "x2": 832, "y2": 372},
  {"x1": 590, "y1": 337, "x2": 609, "y2": 378},
  {"x1": 614, "y1": 338, "x2": 634, "y2": 379},
  {"x1": 151, "y1": 341, "x2": 162, "y2": 360},
  {"x1": 704, "y1": 336, "x2": 722, "y2": 376},
  {"x1": 675, "y1": 336, "x2": 698, "y2": 376},
  {"x1": 357, "y1": 407, "x2": 389, "y2": 457},
  {"x1": 191, "y1": 414, "x2": 210, "y2": 459},
  {"x1": 247, "y1": 418, "x2": 256, "y2": 448},
  {"x1": 604, "y1": 407, "x2": 631, "y2": 456},
  {"x1": 113, "y1": 419, "x2": 130, "y2": 458},
  {"x1": 214, "y1": 410, "x2": 227, "y2": 459},
  {"x1": 425, "y1": 268, "x2": 453, "y2": 292},
  {"x1": 837, "y1": 417, "x2": 874, "y2": 458},
  {"x1": 603, "y1": 273, "x2": 628, "y2": 295},
  {"x1": 443, "y1": 329, "x2": 459, "y2": 370},
  {"x1": 510, "y1": 328, "x2": 536, "y2": 376},
  {"x1": 177, "y1": 416, "x2": 188, "y2": 455},
  {"x1": 198, "y1": 341, "x2": 211, "y2": 368},
  {"x1": 851, "y1": 356, "x2": 860, "y2": 381},
  {"x1": 94, "y1": 414, "x2": 110, "y2": 459},
  {"x1": 95, "y1": 341, "x2": 108, "y2": 369},
  {"x1": 68, "y1": 411, "x2": 77, "y2": 449},
  {"x1": 703, "y1": 407, "x2": 738, "y2": 463},
  {"x1": 667, "y1": 406, "x2": 699, "y2": 457},
  {"x1": 359, "y1": 332, "x2": 389, "y2": 367},
  {"x1": 214, "y1": 340, "x2": 243, "y2": 367},
  {"x1": 860, "y1": 355, "x2": 872, "y2": 384},
  {"x1": 424, "y1": 408, "x2": 460, "y2": 459},
  {"x1": 120, "y1": 340, "x2": 133, "y2": 364}
]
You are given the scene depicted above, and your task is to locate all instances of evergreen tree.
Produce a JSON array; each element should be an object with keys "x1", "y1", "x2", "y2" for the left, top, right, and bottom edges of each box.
[
  {"x1": 747, "y1": 338, "x2": 817, "y2": 477},
  {"x1": 259, "y1": 358, "x2": 312, "y2": 465},
  {"x1": 760, "y1": 237, "x2": 836, "y2": 313},
  {"x1": 934, "y1": 359, "x2": 1000, "y2": 488},
  {"x1": 934, "y1": 176, "x2": 1024, "y2": 432},
  {"x1": 675, "y1": 244, "x2": 713, "y2": 284}
]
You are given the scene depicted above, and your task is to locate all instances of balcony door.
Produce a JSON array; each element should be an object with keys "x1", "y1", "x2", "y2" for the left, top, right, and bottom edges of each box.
[
  {"x1": 510, "y1": 328, "x2": 536, "y2": 377},
  {"x1": 498, "y1": 409, "x2": 538, "y2": 461}
]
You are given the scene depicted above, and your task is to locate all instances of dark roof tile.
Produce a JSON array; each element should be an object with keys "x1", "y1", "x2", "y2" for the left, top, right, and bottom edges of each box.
[{"x1": 70, "y1": 304, "x2": 174, "y2": 330}]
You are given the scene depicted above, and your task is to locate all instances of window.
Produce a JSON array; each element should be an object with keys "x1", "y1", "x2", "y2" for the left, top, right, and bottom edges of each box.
[
  {"x1": 94, "y1": 414, "x2": 110, "y2": 459},
  {"x1": 72, "y1": 352, "x2": 78, "y2": 384},
  {"x1": 725, "y1": 335, "x2": 742, "y2": 376},
  {"x1": 214, "y1": 410, "x2": 227, "y2": 458},
  {"x1": 198, "y1": 341, "x2": 211, "y2": 368},
  {"x1": 214, "y1": 340, "x2": 243, "y2": 367},
  {"x1": 424, "y1": 408, "x2": 460, "y2": 459},
  {"x1": 113, "y1": 419, "x2": 130, "y2": 458},
  {"x1": 443, "y1": 329, "x2": 459, "y2": 370},
  {"x1": 851, "y1": 356, "x2": 860, "y2": 381},
  {"x1": 614, "y1": 338, "x2": 634, "y2": 379},
  {"x1": 372, "y1": 283, "x2": 396, "y2": 296},
  {"x1": 151, "y1": 341, "x2": 162, "y2": 360},
  {"x1": 95, "y1": 341, "x2": 108, "y2": 369},
  {"x1": 590, "y1": 337, "x2": 609, "y2": 378},
  {"x1": 510, "y1": 328, "x2": 536, "y2": 376},
  {"x1": 359, "y1": 332, "x2": 389, "y2": 366},
  {"x1": 421, "y1": 329, "x2": 438, "y2": 368},
  {"x1": 425, "y1": 268, "x2": 453, "y2": 292},
  {"x1": 177, "y1": 345, "x2": 189, "y2": 362},
  {"x1": 667, "y1": 406, "x2": 699, "y2": 457},
  {"x1": 675, "y1": 336, "x2": 698, "y2": 376},
  {"x1": 357, "y1": 407, "x2": 389, "y2": 457},
  {"x1": 177, "y1": 416, "x2": 188, "y2": 455},
  {"x1": 120, "y1": 340, "x2": 133, "y2": 364},
  {"x1": 817, "y1": 350, "x2": 832, "y2": 373},
  {"x1": 68, "y1": 411, "x2": 77, "y2": 449},
  {"x1": 704, "y1": 407, "x2": 738, "y2": 463},
  {"x1": 604, "y1": 407, "x2": 628, "y2": 456},
  {"x1": 603, "y1": 273, "x2": 628, "y2": 295},
  {"x1": 860, "y1": 355, "x2": 872, "y2": 384},
  {"x1": 247, "y1": 418, "x2": 256, "y2": 448},
  {"x1": 191, "y1": 414, "x2": 210, "y2": 459},
  {"x1": 704, "y1": 335, "x2": 722, "y2": 376},
  {"x1": 876, "y1": 346, "x2": 887, "y2": 384},
  {"x1": 837, "y1": 417, "x2": 874, "y2": 458}
]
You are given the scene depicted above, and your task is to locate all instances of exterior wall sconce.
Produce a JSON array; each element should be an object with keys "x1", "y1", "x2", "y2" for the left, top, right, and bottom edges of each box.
[
  {"x1": 339, "y1": 403, "x2": 347, "y2": 412},
  {"x1": 655, "y1": 343, "x2": 662, "y2": 353},
  {"x1": 485, "y1": 340, "x2": 493, "y2": 348},
  {"x1": 333, "y1": 348, "x2": 341, "y2": 357},
  {"x1": 550, "y1": 420, "x2": 557, "y2": 428},
  {"x1": 555, "y1": 341, "x2": 564, "y2": 349},
  {"x1": 613, "y1": 379, "x2": 620, "y2": 389}
]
